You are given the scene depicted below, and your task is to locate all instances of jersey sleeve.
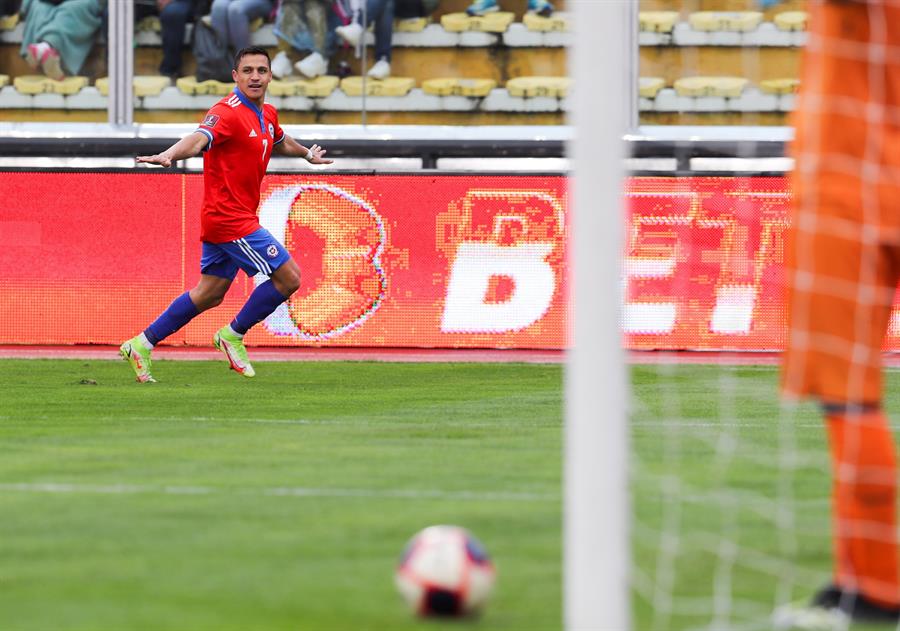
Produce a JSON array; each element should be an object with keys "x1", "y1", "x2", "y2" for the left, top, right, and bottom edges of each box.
[{"x1": 197, "y1": 104, "x2": 232, "y2": 151}]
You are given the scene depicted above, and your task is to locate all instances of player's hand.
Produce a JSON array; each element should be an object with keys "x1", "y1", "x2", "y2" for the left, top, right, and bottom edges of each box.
[
  {"x1": 135, "y1": 154, "x2": 173, "y2": 168},
  {"x1": 306, "y1": 144, "x2": 333, "y2": 165}
]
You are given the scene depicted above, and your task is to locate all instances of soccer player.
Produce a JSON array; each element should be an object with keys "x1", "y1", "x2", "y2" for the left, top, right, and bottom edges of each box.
[
  {"x1": 120, "y1": 46, "x2": 332, "y2": 383},
  {"x1": 778, "y1": 0, "x2": 900, "y2": 626}
]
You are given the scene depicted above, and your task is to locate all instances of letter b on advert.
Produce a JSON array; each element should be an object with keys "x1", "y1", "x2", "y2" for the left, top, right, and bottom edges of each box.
[{"x1": 438, "y1": 190, "x2": 564, "y2": 334}]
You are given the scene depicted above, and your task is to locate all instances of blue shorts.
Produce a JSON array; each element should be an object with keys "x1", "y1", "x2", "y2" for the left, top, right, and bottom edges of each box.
[{"x1": 201, "y1": 227, "x2": 291, "y2": 280}]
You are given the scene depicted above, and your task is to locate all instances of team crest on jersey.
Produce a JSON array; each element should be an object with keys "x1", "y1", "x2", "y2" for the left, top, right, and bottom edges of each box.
[
  {"x1": 268, "y1": 123, "x2": 275, "y2": 137},
  {"x1": 266, "y1": 244, "x2": 279, "y2": 259},
  {"x1": 202, "y1": 114, "x2": 219, "y2": 127}
]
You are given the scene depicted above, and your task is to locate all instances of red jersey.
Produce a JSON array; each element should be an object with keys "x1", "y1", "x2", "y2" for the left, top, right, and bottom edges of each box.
[{"x1": 196, "y1": 89, "x2": 285, "y2": 243}]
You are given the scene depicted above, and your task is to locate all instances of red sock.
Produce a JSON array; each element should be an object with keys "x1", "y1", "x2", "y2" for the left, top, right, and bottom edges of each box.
[{"x1": 826, "y1": 410, "x2": 900, "y2": 607}]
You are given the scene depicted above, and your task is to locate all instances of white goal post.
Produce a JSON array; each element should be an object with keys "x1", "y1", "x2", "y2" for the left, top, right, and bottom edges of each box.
[{"x1": 565, "y1": 0, "x2": 631, "y2": 629}]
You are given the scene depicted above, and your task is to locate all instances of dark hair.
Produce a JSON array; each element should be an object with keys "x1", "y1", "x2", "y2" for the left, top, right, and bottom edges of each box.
[{"x1": 233, "y1": 46, "x2": 271, "y2": 70}]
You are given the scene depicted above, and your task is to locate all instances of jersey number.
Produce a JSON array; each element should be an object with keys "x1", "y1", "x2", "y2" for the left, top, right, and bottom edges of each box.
[{"x1": 262, "y1": 139, "x2": 268, "y2": 161}]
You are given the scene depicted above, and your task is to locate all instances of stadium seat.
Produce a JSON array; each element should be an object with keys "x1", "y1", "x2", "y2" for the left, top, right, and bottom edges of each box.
[
  {"x1": 394, "y1": 17, "x2": 429, "y2": 32},
  {"x1": 673, "y1": 76, "x2": 748, "y2": 98},
  {"x1": 638, "y1": 11, "x2": 679, "y2": 34},
  {"x1": 175, "y1": 76, "x2": 233, "y2": 95},
  {"x1": 774, "y1": 11, "x2": 808, "y2": 32},
  {"x1": 506, "y1": 76, "x2": 570, "y2": 98},
  {"x1": 441, "y1": 11, "x2": 515, "y2": 33},
  {"x1": 0, "y1": 12, "x2": 18, "y2": 29},
  {"x1": 760, "y1": 77, "x2": 800, "y2": 94},
  {"x1": 13, "y1": 75, "x2": 87, "y2": 95},
  {"x1": 639, "y1": 77, "x2": 666, "y2": 99},
  {"x1": 268, "y1": 76, "x2": 339, "y2": 98},
  {"x1": 422, "y1": 78, "x2": 496, "y2": 97},
  {"x1": 136, "y1": 15, "x2": 160, "y2": 33},
  {"x1": 688, "y1": 11, "x2": 763, "y2": 32},
  {"x1": 340, "y1": 76, "x2": 415, "y2": 97},
  {"x1": 522, "y1": 12, "x2": 568, "y2": 32},
  {"x1": 95, "y1": 76, "x2": 171, "y2": 97}
]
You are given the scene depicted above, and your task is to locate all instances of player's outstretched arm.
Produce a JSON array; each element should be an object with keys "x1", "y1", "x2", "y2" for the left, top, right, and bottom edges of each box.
[
  {"x1": 274, "y1": 135, "x2": 334, "y2": 164},
  {"x1": 136, "y1": 131, "x2": 210, "y2": 168}
]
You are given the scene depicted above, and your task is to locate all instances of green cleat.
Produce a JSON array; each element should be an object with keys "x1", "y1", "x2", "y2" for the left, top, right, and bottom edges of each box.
[
  {"x1": 119, "y1": 336, "x2": 156, "y2": 383},
  {"x1": 213, "y1": 326, "x2": 256, "y2": 378}
]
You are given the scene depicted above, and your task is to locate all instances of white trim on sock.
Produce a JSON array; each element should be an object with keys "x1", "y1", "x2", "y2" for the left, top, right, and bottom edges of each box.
[
  {"x1": 137, "y1": 332, "x2": 154, "y2": 349},
  {"x1": 226, "y1": 325, "x2": 244, "y2": 339}
]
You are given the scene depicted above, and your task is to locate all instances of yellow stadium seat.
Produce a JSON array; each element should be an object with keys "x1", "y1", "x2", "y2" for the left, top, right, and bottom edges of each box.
[
  {"x1": 774, "y1": 11, "x2": 807, "y2": 32},
  {"x1": 14, "y1": 75, "x2": 87, "y2": 95},
  {"x1": 340, "y1": 76, "x2": 415, "y2": 97},
  {"x1": 760, "y1": 78, "x2": 800, "y2": 95},
  {"x1": 395, "y1": 17, "x2": 428, "y2": 32},
  {"x1": 176, "y1": 76, "x2": 234, "y2": 95},
  {"x1": 638, "y1": 11, "x2": 679, "y2": 34},
  {"x1": 441, "y1": 11, "x2": 515, "y2": 33},
  {"x1": 13, "y1": 75, "x2": 47, "y2": 95},
  {"x1": 639, "y1": 77, "x2": 666, "y2": 99},
  {"x1": 522, "y1": 12, "x2": 568, "y2": 32},
  {"x1": 51, "y1": 76, "x2": 89, "y2": 95},
  {"x1": 689, "y1": 11, "x2": 763, "y2": 32},
  {"x1": 136, "y1": 15, "x2": 160, "y2": 32},
  {"x1": 250, "y1": 16, "x2": 263, "y2": 31},
  {"x1": 422, "y1": 78, "x2": 455, "y2": 96},
  {"x1": 0, "y1": 12, "x2": 18, "y2": 29},
  {"x1": 674, "y1": 76, "x2": 748, "y2": 98},
  {"x1": 268, "y1": 76, "x2": 339, "y2": 98},
  {"x1": 506, "y1": 76, "x2": 570, "y2": 98},
  {"x1": 95, "y1": 76, "x2": 171, "y2": 97},
  {"x1": 422, "y1": 78, "x2": 496, "y2": 97}
]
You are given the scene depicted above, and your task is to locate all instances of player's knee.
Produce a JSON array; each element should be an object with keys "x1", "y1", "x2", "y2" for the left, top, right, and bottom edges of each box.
[
  {"x1": 278, "y1": 269, "x2": 301, "y2": 296},
  {"x1": 190, "y1": 288, "x2": 226, "y2": 311}
]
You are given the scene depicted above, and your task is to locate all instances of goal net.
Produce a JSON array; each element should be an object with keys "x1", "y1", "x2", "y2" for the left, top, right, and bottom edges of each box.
[{"x1": 569, "y1": 0, "x2": 891, "y2": 629}]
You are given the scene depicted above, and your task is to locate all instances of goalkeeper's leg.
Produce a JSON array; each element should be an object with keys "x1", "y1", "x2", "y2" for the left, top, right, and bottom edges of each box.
[{"x1": 825, "y1": 406, "x2": 899, "y2": 610}]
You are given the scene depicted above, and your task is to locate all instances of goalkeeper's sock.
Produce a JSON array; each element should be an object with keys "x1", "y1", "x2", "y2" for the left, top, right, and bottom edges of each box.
[
  {"x1": 144, "y1": 291, "x2": 200, "y2": 345},
  {"x1": 826, "y1": 409, "x2": 900, "y2": 608},
  {"x1": 230, "y1": 280, "x2": 288, "y2": 335}
]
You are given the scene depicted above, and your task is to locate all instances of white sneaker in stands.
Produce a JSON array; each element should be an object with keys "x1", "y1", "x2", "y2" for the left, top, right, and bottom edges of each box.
[
  {"x1": 367, "y1": 58, "x2": 391, "y2": 80},
  {"x1": 295, "y1": 52, "x2": 327, "y2": 79},
  {"x1": 336, "y1": 21, "x2": 364, "y2": 47},
  {"x1": 271, "y1": 50, "x2": 293, "y2": 79}
]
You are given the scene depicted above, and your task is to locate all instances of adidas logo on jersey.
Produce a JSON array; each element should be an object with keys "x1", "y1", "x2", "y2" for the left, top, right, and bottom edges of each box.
[
  {"x1": 249, "y1": 129, "x2": 257, "y2": 138},
  {"x1": 226, "y1": 95, "x2": 240, "y2": 108}
]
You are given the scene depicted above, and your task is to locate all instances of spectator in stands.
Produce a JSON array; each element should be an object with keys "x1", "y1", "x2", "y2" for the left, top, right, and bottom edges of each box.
[
  {"x1": 333, "y1": 0, "x2": 394, "y2": 79},
  {"x1": 210, "y1": 0, "x2": 273, "y2": 54},
  {"x1": 19, "y1": 0, "x2": 104, "y2": 80},
  {"x1": 100, "y1": 0, "x2": 202, "y2": 80},
  {"x1": 270, "y1": 0, "x2": 338, "y2": 79},
  {"x1": 466, "y1": 0, "x2": 552, "y2": 17},
  {"x1": 395, "y1": 0, "x2": 437, "y2": 23},
  {"x1": 158, "y1": 0, "x2": 204, "y2": 79}
]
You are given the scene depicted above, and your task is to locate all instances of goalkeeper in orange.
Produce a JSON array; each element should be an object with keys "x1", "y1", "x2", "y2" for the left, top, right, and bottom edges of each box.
[{"x1": 778, "y1": 0, "x2": 900, "y2": 626}]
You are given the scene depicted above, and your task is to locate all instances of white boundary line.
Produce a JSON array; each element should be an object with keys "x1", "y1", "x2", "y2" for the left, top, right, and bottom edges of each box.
[{"x1": 0, "y1": 482, "x2": 558, "y2": 503}]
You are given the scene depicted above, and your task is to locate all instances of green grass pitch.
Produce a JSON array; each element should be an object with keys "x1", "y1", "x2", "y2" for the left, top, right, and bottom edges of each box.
[{"x1": 0, "y1": 358, "x2": 891, "y2": 630}]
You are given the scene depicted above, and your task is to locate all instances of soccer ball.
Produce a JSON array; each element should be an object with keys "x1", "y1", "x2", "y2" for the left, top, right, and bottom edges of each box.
[{"x1": 395, "y1": 525, "x2": 496, "y2": 617}]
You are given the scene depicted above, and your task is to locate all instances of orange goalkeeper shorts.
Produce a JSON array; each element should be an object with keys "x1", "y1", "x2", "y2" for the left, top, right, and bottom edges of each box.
[{"x1": 782, "y1": 0, "x2": 900, "y2": 405}]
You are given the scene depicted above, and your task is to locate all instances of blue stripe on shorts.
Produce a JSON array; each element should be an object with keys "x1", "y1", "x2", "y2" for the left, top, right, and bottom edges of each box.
[{"x1": 200, "y1": 227, "x2": 291, "y2": 280}]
